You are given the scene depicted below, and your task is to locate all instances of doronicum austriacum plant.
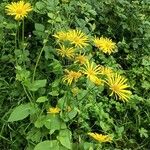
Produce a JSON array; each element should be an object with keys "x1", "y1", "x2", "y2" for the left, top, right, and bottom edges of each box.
[{"x1": 0, "y1": 0, "x2": 150, "y2": 149}]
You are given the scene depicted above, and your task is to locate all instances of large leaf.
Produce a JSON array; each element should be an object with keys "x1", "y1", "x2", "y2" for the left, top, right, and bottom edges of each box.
[
  {"x1": 34, "y1": 140, "x2": 59, "y2": 150},
  {"x1": 44, "y1": 115, "x2": 66, "y2": 133},
  {"x1": 8, "y1": 103, "x2": 32, "y2": 122},
  {"x1": 27, "y1": 79, "x2": 47, "y2": 91},
  {"x1": 57, "y1": 129, "x2": 72, "y2": 150}
]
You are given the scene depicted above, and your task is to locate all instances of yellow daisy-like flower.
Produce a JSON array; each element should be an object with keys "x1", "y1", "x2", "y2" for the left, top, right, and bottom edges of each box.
[
  {"x1": 88, "y1": 132, "x2": 112, "y2": 143},
  {"x1": 57, "y1": 44, "x2": 75, "y2": 59},
  {"x1": 106, "y1": 73, "x2": 132, "y2": 102},
  {"x1": 75, "y1": 53, "x2": 88, "y2": 65},
  {"x1": 93, "y1": 37, "x2": 117, "y2": 55},
  {"x1": 67, "y1": 30, "x2": 89, "y2": 48},
  {"x1": 53, "y1": 31, "x2": 68, "y2": 41},
  {"x1": 100, "y1": 66, "x2": 113, "y2": 76},
  {"x1": 47, "y1": 107, "x2": 61, "y2": 114},
  {"x1": 5, "y1": 1, "x2": 32, "y2": 20},
  {"x1": 62, "y1": 70, "x2": 82, "y2": 85},
  {"x1": 81, "y1": 61, "x2": 102, "y2": 85}
]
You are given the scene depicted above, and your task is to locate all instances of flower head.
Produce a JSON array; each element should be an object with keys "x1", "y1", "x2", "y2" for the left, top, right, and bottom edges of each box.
[
  {"x1": 81, "y1": 61, "x2": 102, "y2": 85},
  {"x1": 67, "y1": 30, "x2": 89, "y2": 48},
  {"x1": 5, "y1": 1, "x2": 32, "y2": 20},
  {"x1": 47, "y1": 107, "x2": 61, "y2": 114},
  {"x1": 88, "y1": 132, "x2": 112, "y2": 143},
  {"x1": 75, "y1": 53, "x2": 88, "y2": 64},
  {"x1": 57, "y1": 44, "x2": 75, "y2": 59},
  {"x1": 94, "y1": 37, "x2": 117, "y2": 54},
  {"x1": 100, "y1": 66, "x2": 113, "y2": 76},
  {"x1": 62, "y1": 70, "x2": 82, "y2": 85},
  {"x1": 53, "y1": 31, "x2": 68, "y2": 41},
  {"x1": 106, "y1": 73, "x2": 132, "y2": 101}
]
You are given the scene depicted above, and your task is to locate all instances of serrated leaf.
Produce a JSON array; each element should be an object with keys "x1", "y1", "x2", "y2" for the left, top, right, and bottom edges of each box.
[{"x1": 8, "y1": 103, "x2": 32, "y2": 122}]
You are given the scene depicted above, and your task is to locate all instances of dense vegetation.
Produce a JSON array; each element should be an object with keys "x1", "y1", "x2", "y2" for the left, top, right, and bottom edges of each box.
[{"x1": 0, "y1": 0, "x2": 150, "y2": 149}]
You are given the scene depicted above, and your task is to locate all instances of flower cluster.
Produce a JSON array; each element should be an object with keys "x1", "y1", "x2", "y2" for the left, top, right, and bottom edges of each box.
[
  {"x1": 53, "y1": 29, "x2": 89, "y2": 48},
  {"x1": 53, "y1": 29, "x2": 132, "y2": 102}
]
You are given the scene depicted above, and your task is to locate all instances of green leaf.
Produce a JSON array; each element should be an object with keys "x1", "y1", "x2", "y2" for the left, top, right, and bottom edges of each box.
[
  {"x1": 27, "y1": 128, "x2": 42, "y2": 142},
  {"x1": 142, "y1": 81, "x2": 150, "y2": 90},
  {"x1": 35, "y1": 23, "x2": 45, "y2": 32},
  {"x1": 36, "y1": 96, "x2": 48, "y2": 103},
  {"x1": 35, "y1": 2, "x2": 46, "y2": 10},
  {"x1": 139, "y1": 128, "x2": 148, "y2": 138},
  {"x1": 57, "y1": 129, "x2": 72, "y2": 150},
  {"x1": 44, "y1": 115, "x2": 66, "y2": 132},
  {"x1": 68, "y1": 109, "x2": 78, "y2": 120},
  {"x1": 34, "y1": 115, "x2": 46, "y2": 128},
  {"x1": 49, "y1": 91, "x2": 59, "y2": 96},
  {"x1": 8, "y1": 103, "x2": 32, "y2": 122},
  {"x1": 34, "y1": 140, "x2": 59, "y2": 150},
  {"x1": 27, "y1": 79, "x2": 47, "y2": 91}
]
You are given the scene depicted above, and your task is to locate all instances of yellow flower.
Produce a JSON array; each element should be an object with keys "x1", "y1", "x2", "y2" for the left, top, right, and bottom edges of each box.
[
  {"x1": 57, "y1": 44, "x2": 75, "y2": 59},
  {"x1": 75, "y1": 53, "x2": 88, "y2": 64},
  {"x1": 88, "y1": 132, "x2": 112, "y2": 143},
  {"x1": 100, "y1": 66, "x2": 113, "y2": 76},
  {"x1": 106, "y1": 73, "x2": 132, "y2": 101},
  {"x1": 62, "y1": 70, "x2": 82, "y2": 85},
  {"x1": 53, "y1": 31, "x2": 68, "y2": 41},
  {"x1": 5, "y1": 1, "x2": 32, "y2": 20},
  {"x1": 81, "y1": 61, "x2": 102, "y2": 85},
  {"x1": 93, "y1": 37, "x2": 117, "y2": 55},
  {"x1": 67, "y1": 30, "x2": 89, "y2": 48},
  {"x1": 47, "y1": 107, "x2": 61, "y2": 114}
]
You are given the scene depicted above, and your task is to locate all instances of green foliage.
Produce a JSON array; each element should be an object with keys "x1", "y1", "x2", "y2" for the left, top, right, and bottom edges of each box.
[
  {"x1": 8, "y1": 103, "x2": 33, "y2": 122},
  {"x1": 0, "y1": 0, "x2": 150, "y2": 149}
]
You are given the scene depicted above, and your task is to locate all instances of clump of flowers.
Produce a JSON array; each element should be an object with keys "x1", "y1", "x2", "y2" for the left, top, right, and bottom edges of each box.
[
  {"x1": 53, "y1": 29, "x2": 89, "y2": 48},
  {"x1": 106, "y1": 73, "x2": 132, "y2": 101},
  {"x1": 88, "y1": 132, "x2": 112, "y2": 143},
  {"x1": 93, "y1": 37, "x2": 117, "y2": 54},
  {"x1": 5, "y1": 1, "x2": 32, "y2": 20},
  {"x1": 53, "y1": 29, "x2": 132, "y2": 102}
]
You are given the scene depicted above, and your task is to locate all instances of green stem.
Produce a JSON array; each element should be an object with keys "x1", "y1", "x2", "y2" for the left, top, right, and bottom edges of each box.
[
  {"x1": 15, "y1": 23, "x2": 18, "y2": 65},
  {"x1": 23, "y1": 84, "x2": 33, "y2": 103},
  {"x1": 32, "y1": 36, "x2": 49, "y2": 82},
  {"x1": 32, "y1": 45, "x2": 45, "y2": 82},
  {"x1": 17, "y1": 21, "x2": 20, "y2": 48},
  {"x1": 22, "y1": 19, "x2": 24, "y2": 49}
]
